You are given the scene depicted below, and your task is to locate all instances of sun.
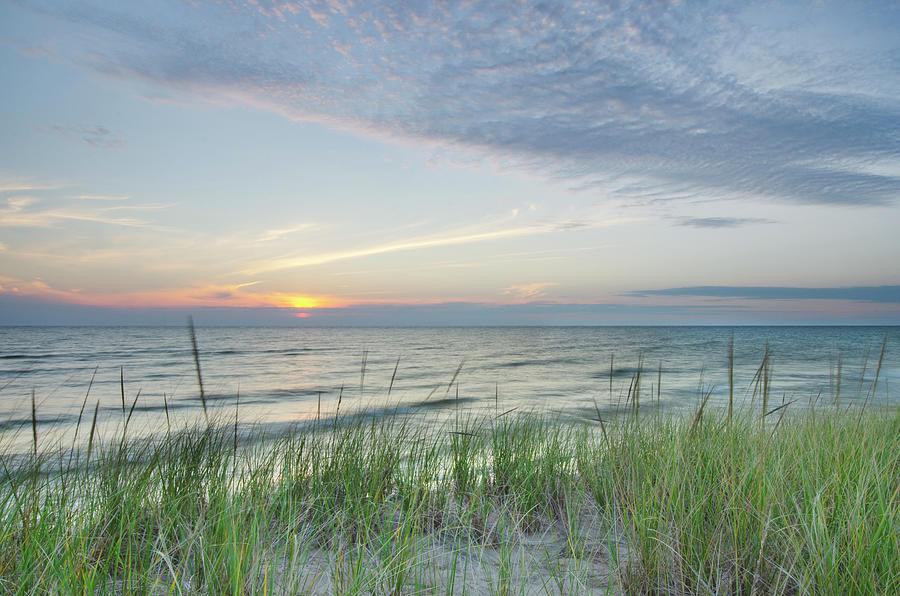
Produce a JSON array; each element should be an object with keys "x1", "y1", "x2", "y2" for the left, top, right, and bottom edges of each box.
[
  {"x1": 266, "y1": 292, "x2": 342, "y2": 310},
  {"x1": 271, "y1": 294, "x2": 344, "y2": 309},
  {"x1": 285, "y1": 295, "x2": 324, "y2": 309}
]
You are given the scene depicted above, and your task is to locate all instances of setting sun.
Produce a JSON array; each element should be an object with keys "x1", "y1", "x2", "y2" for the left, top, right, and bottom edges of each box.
[
  {"x1": 269, "y1": 294, "x2": 340, "y2": 309},
  {"x1": 288, "y1": 296, "x2": 321, "y2": 309}
]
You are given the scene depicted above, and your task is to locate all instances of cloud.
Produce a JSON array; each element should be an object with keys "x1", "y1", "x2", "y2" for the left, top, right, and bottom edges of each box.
[
  {"x1": 0, "y1": 194, "x2": 162, "y2": 229},
  {"x1": 628, "y1": 285, "x2": 900, "y2": 303},
  {"x1": 675, "y1": 217, "x2": 775, "y2": 229},
  {"x1": 256, "y1": 223, "x2": 316, "y2": 242},
  {"x1": 504, "y1": 282, "x2": 557, "y2": 301},
  {"x1": 0, "y1": 179, "x2": 59, "y2": 193},
  {"x1": 50, "y1": 124, "x2": 125, "y2": 148},
  {"x1": 15, "y1": 1, "x2": 900, "y2": 207},
  {"x1": 552, "y1": 220, "x2": 591, "y2": 232},
  {"x1": 69, "y1": 194, "x2": 130, "y2": 201},
  {"x1": 243, "y1": 219, "x2": 568, "y2": 274},
  {"x1": 0, "y1": 275, "x2": 74, "y2": 301},
  {"x1": 4, "y1": 196, "x2": 38, "y2": 210}
]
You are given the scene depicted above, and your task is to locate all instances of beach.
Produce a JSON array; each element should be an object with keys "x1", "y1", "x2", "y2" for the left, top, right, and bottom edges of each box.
[{"x1": 2, "y1": 327, "x2": 898, "y2": 594}]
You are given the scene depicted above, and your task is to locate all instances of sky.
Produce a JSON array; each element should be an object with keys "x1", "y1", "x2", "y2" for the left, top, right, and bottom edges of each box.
[{"x1": 1, "y1": 0, "x2": 899, "y2": 325}]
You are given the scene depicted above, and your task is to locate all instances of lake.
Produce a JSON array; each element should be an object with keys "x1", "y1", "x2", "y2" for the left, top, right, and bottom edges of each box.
[{"x1": 1, "y1": 326, "x2": 897, "y2": 453}]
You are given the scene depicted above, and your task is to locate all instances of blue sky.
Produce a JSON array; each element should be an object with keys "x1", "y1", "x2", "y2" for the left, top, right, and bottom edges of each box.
[{"x1": 1, "y1": 0, "x2": 899, "y2": 325}]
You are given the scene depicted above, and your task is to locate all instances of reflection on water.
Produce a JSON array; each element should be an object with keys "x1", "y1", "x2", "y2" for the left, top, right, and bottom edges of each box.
[{"x1": 1, "y1": 326, "x2": 897, "y2": 452}]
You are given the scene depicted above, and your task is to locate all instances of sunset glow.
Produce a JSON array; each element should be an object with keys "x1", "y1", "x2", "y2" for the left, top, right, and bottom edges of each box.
[
  {"x1": 273, "y1": 295, "x2": 341, "y2": 310},
  {"x1": 1, "y1": 1, "x2": 898, "y2": 325}
]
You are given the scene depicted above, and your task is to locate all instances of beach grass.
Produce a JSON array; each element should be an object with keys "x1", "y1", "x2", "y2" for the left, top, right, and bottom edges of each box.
[{"x1": 1, "y1": 371, "x2": 898, "y2": 593}]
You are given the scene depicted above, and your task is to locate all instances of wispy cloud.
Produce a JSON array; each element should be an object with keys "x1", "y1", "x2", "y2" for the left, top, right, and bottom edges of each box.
[
  {"x1": 628, "y1": 285, "x2": 900, "y2": 303},
  {"x1": 244, "y1": 223, "x2": 549, "y2": 274},
  {"x1": 0, "y1": 178, "x2": 59, "y2": 193},
  {"x1": 50, "y1": 124, "x2": 125, "y2": 148},
  {"x1": 69, "y1": 194, "x2": 130, "y2": 201},
  {"x1": 0, "y1": 275, "x2": 75, "y2": 302},
  {"x1": 675, "y1": 217, "x2": 775, "y2": 229},
  {"x1": 256, "y1": 223, "x2": 316, "y2": 242},
  {"x1": 504, "y1": 282, "x2": 557, "y2": 301},
  {"x1": 0, "y1": 195, "x2": 163, "y2": 229},
  {"x1": 16, "y1": 0, "x2": 900, "y2": 207}
]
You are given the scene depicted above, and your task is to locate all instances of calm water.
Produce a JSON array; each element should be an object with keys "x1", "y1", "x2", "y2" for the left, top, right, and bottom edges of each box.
[{"x1": 1, "y1": 326, "x2": 897, "y2": 452}]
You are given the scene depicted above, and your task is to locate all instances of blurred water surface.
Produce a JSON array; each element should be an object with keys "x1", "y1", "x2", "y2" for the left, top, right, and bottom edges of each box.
[{"x1": 1, "y1": 326, "x2": 897, "y2": 452}]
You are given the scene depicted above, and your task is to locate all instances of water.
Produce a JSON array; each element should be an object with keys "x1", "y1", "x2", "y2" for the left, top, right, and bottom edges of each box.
[{"x1": 1, "y1": 326, "x2": 897, "y2": 453}]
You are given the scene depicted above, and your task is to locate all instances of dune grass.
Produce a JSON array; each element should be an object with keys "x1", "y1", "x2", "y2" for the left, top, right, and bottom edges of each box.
[
  {"x1": 1, "y1": 400, "x2": 897, "y2": 594},
  {"x1": 1, "y1": 338, "x2": 898, "y2": 594}
]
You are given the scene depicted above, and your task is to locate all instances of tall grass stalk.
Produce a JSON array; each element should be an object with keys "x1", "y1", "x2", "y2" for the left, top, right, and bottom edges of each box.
[
  {"x1": 188, "y1": 316, "x2": 208, "y2": 421},
  {"x1": 728, "y1": 330, "x2": 734, "y2": 425}
]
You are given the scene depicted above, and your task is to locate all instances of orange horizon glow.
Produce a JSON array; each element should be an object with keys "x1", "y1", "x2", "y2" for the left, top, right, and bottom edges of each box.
[
  {"x1": 2, "y1": 278, "x2": 609, "y2": 311},
  {"x1": 4, "y1": 283, "x2": 900, "y2": 324},
  {"x1": 0, "y1": 284, "x2": 625, "y2": 310},
  {"x1": 269, "y1": 294, "x2": 341, "y2": 309},
  {"x1": 0, "y1": 281, "x2": 347, "y2": 310}
]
